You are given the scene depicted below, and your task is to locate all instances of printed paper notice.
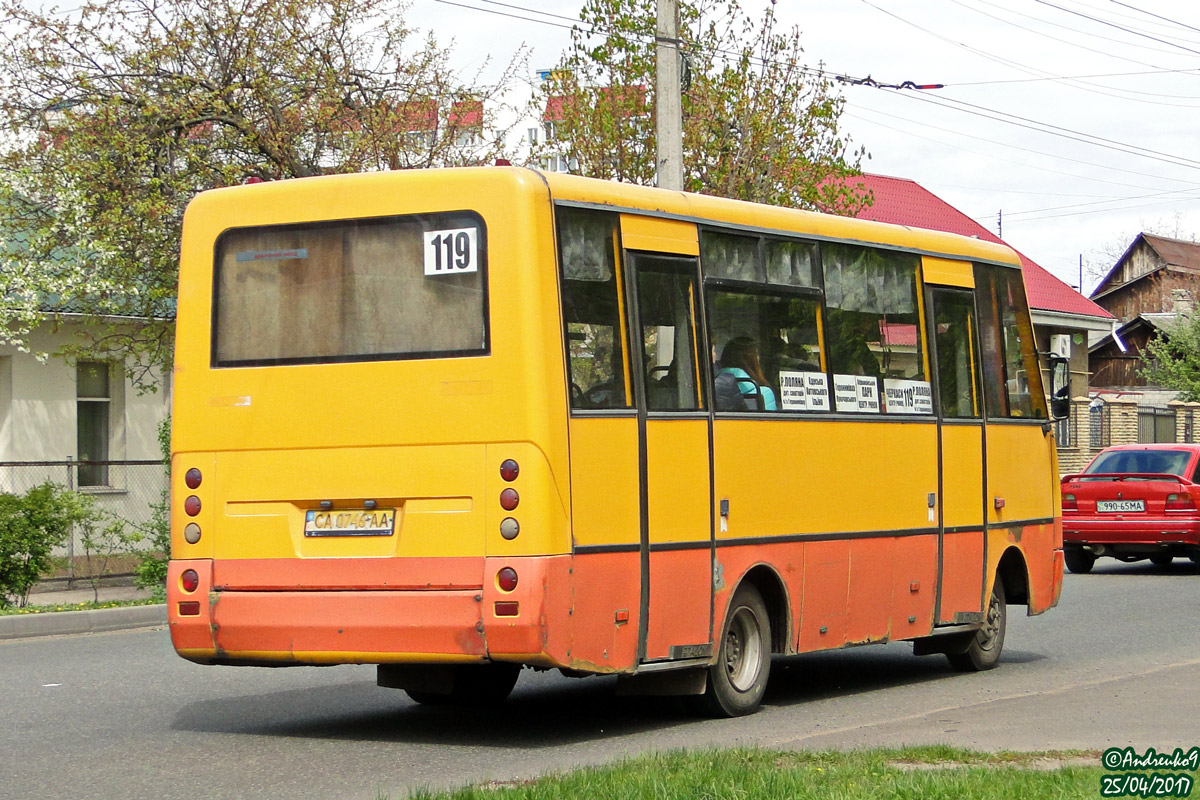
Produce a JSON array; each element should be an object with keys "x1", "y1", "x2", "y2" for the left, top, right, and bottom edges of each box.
[
  {"x1": 780, "y1": 371, "x2": 832, "y2": 412},
  {"x1": 834, "y1": 374, "x2": 880, "y2": 413},
  {"x1": 883, "y1": 379, "x2": 934, "y2": 415}
]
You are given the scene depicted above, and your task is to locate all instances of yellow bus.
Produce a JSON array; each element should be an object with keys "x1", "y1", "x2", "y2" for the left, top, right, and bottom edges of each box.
[{"x1": 167, "y1": 167, "x2": 1066, "y2": 716}]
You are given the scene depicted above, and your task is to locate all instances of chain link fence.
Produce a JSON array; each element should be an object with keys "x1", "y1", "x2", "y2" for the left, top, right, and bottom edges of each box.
[{"x1": 0, "y1": 459, "x2": 168, "y2": 587}]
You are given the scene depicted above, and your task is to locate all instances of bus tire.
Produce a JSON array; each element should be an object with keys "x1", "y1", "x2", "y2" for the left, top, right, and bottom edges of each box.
[
  {"x1": 700, "y1": 584, "x2": 771, "y2": 717},
  {"x1": 405, "y1": 663, "x2": 520, "y2": 706},
  {"x1": 1064, "y1": 547, "x2": 1096, "y2": 574},
  {"x1": 947, "y1": 578, "x2": 1006, "y2": 672}
]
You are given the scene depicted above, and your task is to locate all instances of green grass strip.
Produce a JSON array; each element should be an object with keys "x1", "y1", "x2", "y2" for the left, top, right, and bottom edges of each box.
[
  {"x1": 0, "y1": 598, "x2": 160, "y2": 615},
  {"x1": 397, "y1": 746, "x2": 1138, "y2": 800}
]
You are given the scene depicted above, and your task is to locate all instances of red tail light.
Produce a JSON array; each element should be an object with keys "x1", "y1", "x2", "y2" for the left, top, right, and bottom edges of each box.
[
  {"x1": 1166, "y1": 493, "x2": 1197, "y2": 511},
  {"x1": 499, "y1": 488, "x2": 519, "y2": 511},
  {"x1": 180, "y1": 569, "x2": 199, "y2": 593},
  {"x1": 184, "y1": 495, "x2": 202, "y2": 516},
  {"x1": 184, "y1": 468, "x2": 202, "y2": 489},
  {"x1": 178, "y1": 601, "x2": 200, "y2": 616},
  {"x1": 500, "y1": 459, "x2": 520, "y2": 482},
  {"x1": 1062, "y1": 493, "x2": 1077, "y2": 511},
  {"x1": 497, "y1": 567, "x2": 518, "y2": 592}
]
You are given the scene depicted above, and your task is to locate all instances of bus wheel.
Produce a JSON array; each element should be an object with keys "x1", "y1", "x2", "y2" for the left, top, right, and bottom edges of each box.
[
  {"x1": 405, "y1": 663, "x2": 520, "y2": 706},
  {"x1": 948, "y1": 579, "x2": 1006, "y2": 672},
  {"x1": 700, "y1": 584, "x2": 771, "y2": 717},
  {"x1": 1064, "y1": 547, "x2": 1096, "y2": 574}
]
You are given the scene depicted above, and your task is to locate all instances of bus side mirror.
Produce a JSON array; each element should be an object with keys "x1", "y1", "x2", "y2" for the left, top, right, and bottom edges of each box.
[{"x1": 1049, "y1": 354, "x2": 1070, "y2": 421}]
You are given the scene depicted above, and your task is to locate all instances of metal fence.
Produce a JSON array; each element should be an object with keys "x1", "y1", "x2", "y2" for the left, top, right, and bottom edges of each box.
[
  {"x1": 0, "y1": 459, "x2": 168, "y2": 585},
  {"x1": 1138, "y1": 408, "x2": 1176, "y2": 444}
]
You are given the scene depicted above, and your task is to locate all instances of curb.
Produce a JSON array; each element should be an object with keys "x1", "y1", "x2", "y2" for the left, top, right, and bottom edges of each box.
[{"x1": 0, "y1": 604, "x2": 166, "y2": 641}]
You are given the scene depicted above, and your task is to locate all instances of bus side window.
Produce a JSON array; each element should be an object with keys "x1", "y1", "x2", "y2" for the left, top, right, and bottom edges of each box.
[
  {"x1": 701, "y1": 232, "x2": 823, "y2": 414},
  {"x1": 974, "y1": 264, "x2": 1048, "y2": 420},
  {"x1": 822, "y1": 244, "x2": 925, "y2": 413},
  {"x1": 557, "y1": 207, "x2": 631, "y2": 410}
]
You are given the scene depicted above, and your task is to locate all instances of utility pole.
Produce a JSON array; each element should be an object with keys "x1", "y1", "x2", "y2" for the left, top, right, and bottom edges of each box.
[{"x1": 655, "y1": 0, "x2": 684, "y2": 190}]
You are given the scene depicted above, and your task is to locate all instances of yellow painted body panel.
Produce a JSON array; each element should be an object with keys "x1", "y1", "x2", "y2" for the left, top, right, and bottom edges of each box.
[
  {"x1": 986, "y1": 424, "x2": 1057, "y2": 525},
  {"x1": 922, "y1": 256, "x2": 976, "y2": 288},
  {"x1": 940, "y1": 424, "x2": 985, "y2": 528},
  {"x1": 714, "y1": 419, "x2": 938, "y2": 537},
  {"x1": 566, "y1": 417, "x2": 641, "y2": 549},
  {"x1": 645, "y1": 420, "x2": 711, "y2": 544},
  {"x1": 619, "y1": 214, "x2": 699, "y2": 255}
]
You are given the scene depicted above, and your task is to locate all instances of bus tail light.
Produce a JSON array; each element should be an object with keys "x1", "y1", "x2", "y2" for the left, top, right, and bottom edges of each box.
[
  {"x1": 500, "y1": 459, "x2": 519, "y2": 481},
  {"x1": 184, "y1": 523, "x2": 202, "y2": 544},
  {"x1": 185, "y1": 468, "x2": 202, "y2": 489},
  {"x1": 1062, "y1": 493, "x2": 1077, "y2": 511},
  {"x1": 184, "y1": 495, "x2": 202, "y2": 516},
  {"x1": 1166, "y1": 493, "x2": 1197, "y2": 511},
  {"x1": 500, "y1": 517, "x2": 519, "y2": 540},
  {"x1": 180, "y1": 569, "x2": 200, "y2": 593},
  {"x1": 497, "y1": 567, "x2": 518, "y2": 592},
  {"x1": 178, "y1": 601, "x2": 200, "y2": 616},
  {"x1": 499, "y1": 488, "x2": 519, "y2": 511}
]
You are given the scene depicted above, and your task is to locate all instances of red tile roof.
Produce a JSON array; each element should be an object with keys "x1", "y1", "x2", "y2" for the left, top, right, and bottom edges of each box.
[
  {"x1": 448, "y1": 99, "x2": 482, "y2": 128},
  {"x1": 847, "y1": 174, "x2": 1112, "y2": 320}
]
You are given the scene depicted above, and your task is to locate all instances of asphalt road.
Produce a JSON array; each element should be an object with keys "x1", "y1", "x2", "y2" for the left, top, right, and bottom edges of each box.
[{"x1": 4, "y1": 561, "x2": 1199, "y2": 800}]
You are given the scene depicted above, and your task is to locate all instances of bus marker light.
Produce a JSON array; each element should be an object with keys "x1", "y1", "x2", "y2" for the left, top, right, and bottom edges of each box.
[
  {"x1": 184, "y1": 523, "x2": 202, "y2": 544},
  {"x1": 184, "y1": 496, "x2": 202, "y2": 516},
  {"x1": 494, "y1": 601, "x2": 519, "y2": 617},
  {"x1": 497, "y1": 567, "x2": 518, "y2": 592},
  {"x1": 500, "y1": 517, "x2": 520, "y2": 539},
  {"x1": 181, "y1": 569, "x2": 200, "y2": 593},
  {"x1": 500, "y1": 488, "x2": 519, "y2": 511},
  {"x1": 178, "y1": 601, "x2": 200, "y2": 616},
  {"x1": 185, "y1": 468, "x2": 202, "y2": 489},
  {"x1": 500, "y1": 459, "x2": 520, "y2": 481}
]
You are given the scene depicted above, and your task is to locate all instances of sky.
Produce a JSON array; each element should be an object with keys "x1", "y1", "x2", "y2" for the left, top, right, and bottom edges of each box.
[{"x1": 406, "y1": 0, "x2": 1200, "y2": 295}]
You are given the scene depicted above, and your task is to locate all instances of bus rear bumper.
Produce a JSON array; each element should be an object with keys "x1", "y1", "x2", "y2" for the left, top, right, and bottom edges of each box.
[{"x1": 167, "y1": 557, "x2": 569, "y2": 667}]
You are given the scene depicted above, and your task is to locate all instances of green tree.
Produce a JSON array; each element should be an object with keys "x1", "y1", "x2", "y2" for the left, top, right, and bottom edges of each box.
[
  {"x1": 535, "y1": 0, "x2": 869, "y2": 212},
  {"x1": 1141, "y1": 313, "x2": 1200, "y2": 401},
  {"x1": 0, "y1": 0, "x2": 525, "y2": 380}
]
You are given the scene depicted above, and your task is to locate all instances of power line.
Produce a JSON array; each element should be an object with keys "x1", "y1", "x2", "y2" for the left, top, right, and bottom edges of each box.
[
  {"x1": 1033, "y1": 0, "x2": 1200, "y2": 57},
  {"x1": 847, "y1": 104, "x2": 1200, "y2": 192},
  {"x1": 1106, "y1": 0, "x2": 1200, "y2": 36},
  {"x1": 952, "y1": 67, "x2": 1200, "y2": 88},
  {"x1": 859, "y1": 0, "x2": 1200, "y2": 107}
]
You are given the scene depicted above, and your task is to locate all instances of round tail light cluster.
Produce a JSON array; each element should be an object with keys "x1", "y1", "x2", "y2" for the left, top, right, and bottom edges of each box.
[
  {"x1": 497, "y1": 567, "x2": 518, "y2": 592},
  {"x1": 182, "y1": 467, "x2": 203, "y2": 543},
  {"x1": 498, "y1": 459, "x2": 521, "y2": 540},
  {"x1": 180, "y1": 569, "x2": 200, "y2": 593}
]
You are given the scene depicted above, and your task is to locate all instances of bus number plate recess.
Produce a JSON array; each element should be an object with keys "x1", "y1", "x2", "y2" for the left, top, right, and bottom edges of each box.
[{"x1": 304, "y1": 508, "x2": 397, "y2": 537}]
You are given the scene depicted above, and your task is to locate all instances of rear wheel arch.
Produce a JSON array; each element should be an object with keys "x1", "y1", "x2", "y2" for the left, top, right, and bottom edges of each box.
[
  {"x1": 996, "y1": 546, "x2": 1030, "y2": 606},
  {"x1": 735, "y1": 564, "x2": 791, "y2": 654}
]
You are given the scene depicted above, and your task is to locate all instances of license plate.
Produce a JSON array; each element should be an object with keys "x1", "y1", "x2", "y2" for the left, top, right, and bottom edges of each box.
[
  {"x1": 304, "y1": 508, "x2": 396, "y2": 537},
  {"x1": 1096, "y1": 500, "x2": 1144, "y2": 513}
]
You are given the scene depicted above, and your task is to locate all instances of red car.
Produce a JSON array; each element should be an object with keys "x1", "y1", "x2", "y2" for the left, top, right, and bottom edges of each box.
[{"x1": 1061, "y1": 443, "x2": 1200, "y2": 573}]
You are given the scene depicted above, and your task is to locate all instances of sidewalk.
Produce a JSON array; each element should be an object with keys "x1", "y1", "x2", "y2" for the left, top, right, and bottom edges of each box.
[{"x1": 1, "y1": 582, "x2": 165, "y2": 641}]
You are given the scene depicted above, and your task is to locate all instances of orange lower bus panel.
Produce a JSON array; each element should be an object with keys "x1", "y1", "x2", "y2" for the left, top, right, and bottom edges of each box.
[{"x1": 168, "y1": 556, "x2": 574, "y2": 667}]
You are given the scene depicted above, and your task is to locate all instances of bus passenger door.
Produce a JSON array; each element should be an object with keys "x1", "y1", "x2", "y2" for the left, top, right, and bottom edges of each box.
[
  {"x1": 927, "y1": 283, "x2": 986, "y2": 624},
  {"x1": 624, "y1": 237, "x2": 714, "y2": 664}
]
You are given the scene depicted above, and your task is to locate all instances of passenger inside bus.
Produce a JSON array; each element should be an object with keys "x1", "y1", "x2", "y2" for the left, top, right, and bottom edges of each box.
[{"x1": 715, "y1": 336, "x2": 778, "y2": 411}]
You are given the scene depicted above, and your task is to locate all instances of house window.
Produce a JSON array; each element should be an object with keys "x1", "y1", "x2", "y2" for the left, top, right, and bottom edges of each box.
[{"x1": 77, "y1": 361, "x2": 111, "y2": 487}]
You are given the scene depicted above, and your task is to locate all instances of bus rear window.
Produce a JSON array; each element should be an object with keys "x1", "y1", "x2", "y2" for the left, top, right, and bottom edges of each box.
[{"x1": 212, "y1": 212, "x2": 488, "y2": 366}]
